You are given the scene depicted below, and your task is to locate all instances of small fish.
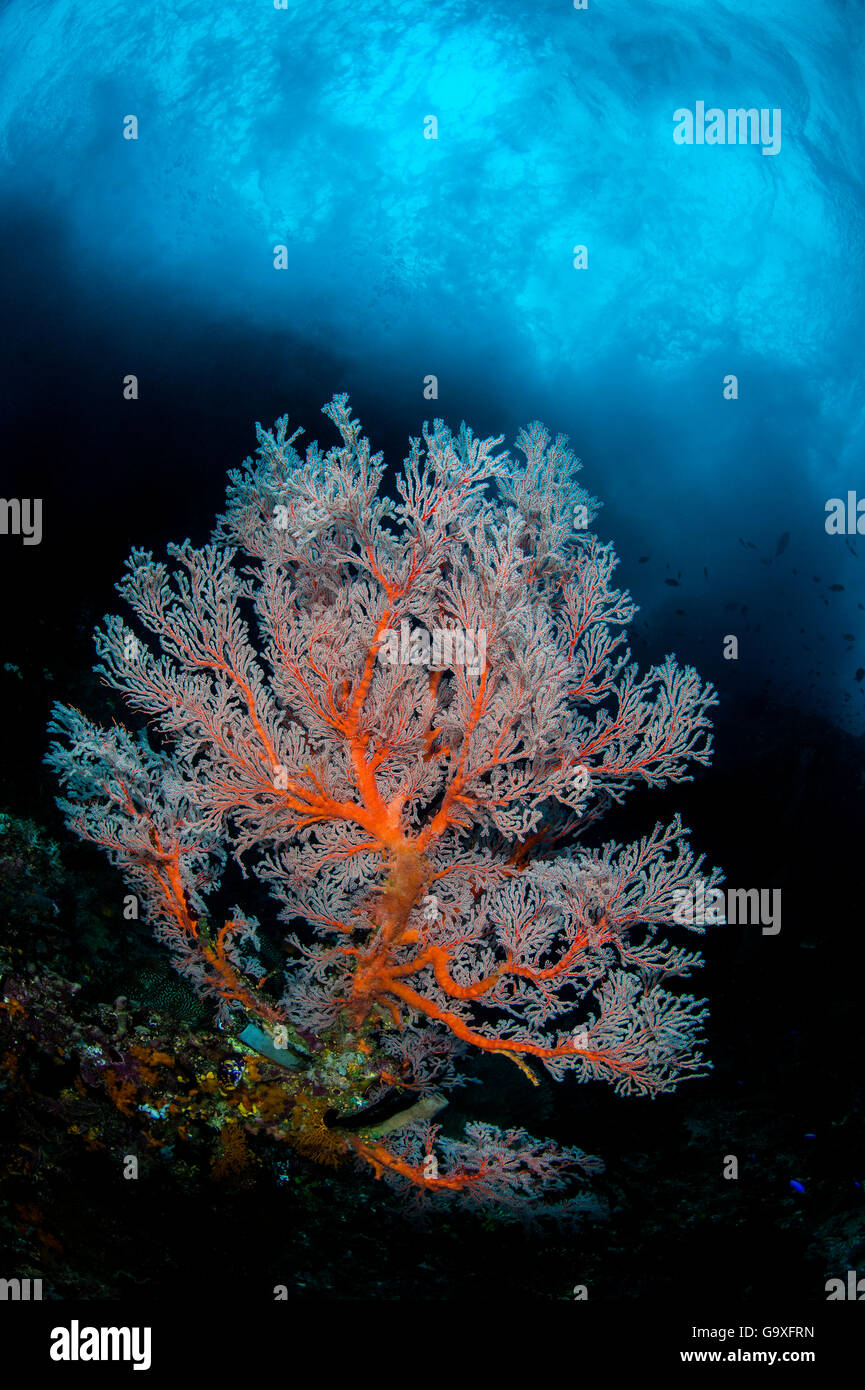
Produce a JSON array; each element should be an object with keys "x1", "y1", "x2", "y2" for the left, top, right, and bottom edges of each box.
[
  {"x1": 830, "y1": 583, "x2": 844, "y2": 591},
  {"x1": 638, "y1": 555, "x2": 649, "y2": 563},
  {"x1": 845, "y1": 537, "x2": 858, "y2": 558},
  {"x1": 665, "y1": 578, "x2": 680, "y2": 587},
  {"x1": 843, "y1": 634, "x2": 854, "y2": 641},
  {"x1": 856, "y1": 669, "x2": 864, "y2": 682},
  {"x1": 675, "y1": 609, "x2": 686, "y2": 616},
  {"x1": 703, "y1": 566, "x2": 708, "y2": 580},
  {"x1": 775, "y1": 531, "x2": 790, "y2": 557}
]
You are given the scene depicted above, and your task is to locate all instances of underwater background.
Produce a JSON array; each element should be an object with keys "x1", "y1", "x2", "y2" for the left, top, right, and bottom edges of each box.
[{"x1": 0, "y1": 0, "x2": 863, "y2": 1306}]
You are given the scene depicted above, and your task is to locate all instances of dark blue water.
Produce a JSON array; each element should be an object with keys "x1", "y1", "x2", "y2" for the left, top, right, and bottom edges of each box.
[{"x1": 2, "y1": 0, "x2": 863, "y2": 728}]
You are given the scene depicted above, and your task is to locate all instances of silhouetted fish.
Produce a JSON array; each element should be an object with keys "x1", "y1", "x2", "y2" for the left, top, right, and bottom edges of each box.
[{"x1": 775, "y1": 531, "x2": 790, "y2": 557}]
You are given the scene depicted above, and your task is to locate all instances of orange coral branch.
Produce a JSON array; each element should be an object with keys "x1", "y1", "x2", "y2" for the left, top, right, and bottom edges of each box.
[{"x1": 347, "y1": 1135, "x2": 481, "y2": 1194}]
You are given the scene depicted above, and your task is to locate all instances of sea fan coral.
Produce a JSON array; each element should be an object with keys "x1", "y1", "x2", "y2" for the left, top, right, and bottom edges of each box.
[{"x1": 46, "y1": 395, "x2": 721, "y2": 1215}]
